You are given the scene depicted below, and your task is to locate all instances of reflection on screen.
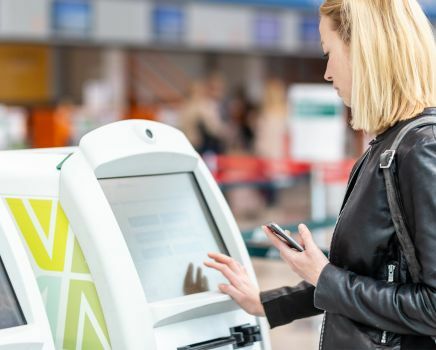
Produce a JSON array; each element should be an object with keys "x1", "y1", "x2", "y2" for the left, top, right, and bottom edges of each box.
[
  {"x1": 0, "y1": 258, "x2": 26, "y2": 329},
  {"x1": 99, "y1": 173, "x2": 229, "y2": 302}
]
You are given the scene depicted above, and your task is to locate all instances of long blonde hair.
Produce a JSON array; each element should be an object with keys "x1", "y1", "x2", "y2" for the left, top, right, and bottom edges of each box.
[{"x1": 320, "y1": 0, "x2": 436, "y2": 134}]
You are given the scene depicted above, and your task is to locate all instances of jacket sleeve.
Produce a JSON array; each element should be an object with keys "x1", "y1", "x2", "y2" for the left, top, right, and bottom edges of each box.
[
  {"x1": 313, "y1": 138, "x2": 436, "y2": 336},
  {"x1": 260, "y1": 281, "x2": 323, "y2": 328}
]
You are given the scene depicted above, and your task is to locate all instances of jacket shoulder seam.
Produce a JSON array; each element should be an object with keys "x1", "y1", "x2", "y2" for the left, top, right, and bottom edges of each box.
[{"x1": 397, "y1": 126, "x2": 436, "y2": 171}]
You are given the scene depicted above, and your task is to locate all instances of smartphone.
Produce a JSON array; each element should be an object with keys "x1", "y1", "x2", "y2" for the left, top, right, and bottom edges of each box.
[{"x1": 266, "y1": 223, "x2": 305, "y2": 252}]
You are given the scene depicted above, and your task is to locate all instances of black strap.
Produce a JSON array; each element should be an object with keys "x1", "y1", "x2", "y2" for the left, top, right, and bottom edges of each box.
[
  {"x1": 380, "y1": 112, "x2": 436, "y2": 342},
  {"x1": 380, "y1": 115, "x2": 436, "y2": 283}
]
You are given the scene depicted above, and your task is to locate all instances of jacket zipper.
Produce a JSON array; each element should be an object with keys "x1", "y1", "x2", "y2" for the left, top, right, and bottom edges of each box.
[
  {"x1": 381, "y1": 264, "x2": 396, "y2": 344},
  {"x1": 319, "y1": 312, "x2": 327, "y2": 350},
  {"x1": 319, "y1": 147, "x2": 372, "y2": 350},
  {"x1": 388, "y1": 264, "x2": 396, "y2": 283}
]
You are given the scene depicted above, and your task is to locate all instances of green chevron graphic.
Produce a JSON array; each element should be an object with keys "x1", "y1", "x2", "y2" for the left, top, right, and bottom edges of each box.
[
  {"x1": 64, "y1": 280, "x2": 110, "y2": 350},
  {"x1": 4, "y1": 198, "x2": 111, "y2": 350},
  {"x1": 38, "y1": 276, "x2": 62, "y2": 338}
]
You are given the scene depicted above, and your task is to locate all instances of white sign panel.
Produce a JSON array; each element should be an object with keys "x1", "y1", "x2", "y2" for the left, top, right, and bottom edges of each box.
[
  {"x1": 0, "y1": 0, "x2": 49, "y2": 38},
  {"x1": 280, "y1": 11, "x2": 300, "y2": 52},
  {"x1": 289, "y1": 84, "x2": 345, "y2": 162},
  {"x1": 186, "y1": 3, "x2": 251, "y2": 50},
  {"x1": 94, "y1": 0, "x2": 150, "y2": 43}
]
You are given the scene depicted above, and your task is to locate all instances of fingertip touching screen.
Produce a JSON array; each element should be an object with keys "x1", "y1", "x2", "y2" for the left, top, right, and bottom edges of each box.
[{"x1": 99, "y1": 173, "x2": 229, "y2": 302}]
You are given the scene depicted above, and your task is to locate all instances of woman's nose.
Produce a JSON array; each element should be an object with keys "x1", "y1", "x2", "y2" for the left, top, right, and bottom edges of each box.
[
  {"x1": 324, "y1": 62, "x2": 333, "y2": 82},
  {"x1": 324, "y1": 70, "x2": 333, "y2": 82}
]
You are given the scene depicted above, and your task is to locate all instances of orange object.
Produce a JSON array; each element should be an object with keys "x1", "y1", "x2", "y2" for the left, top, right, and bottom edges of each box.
[
  {"x1": 30, "y1": 106, "x2": 71, "y2": 148},
  {"x1": 0, "y1": 45, "x2": 53, "y2": 103},
  {"x1": 125, "y1": 105, "x2": 158, "y2": 121}
]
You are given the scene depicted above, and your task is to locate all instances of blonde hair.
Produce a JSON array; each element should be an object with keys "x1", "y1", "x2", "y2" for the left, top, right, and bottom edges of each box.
[{"x1": 320, "y1": 0, "x2": 436, "y2": 134}]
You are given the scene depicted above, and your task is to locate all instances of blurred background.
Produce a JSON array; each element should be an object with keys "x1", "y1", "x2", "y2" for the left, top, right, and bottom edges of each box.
[{"x1": 0, "y1": 0, "x2": 435, "y2": 349}]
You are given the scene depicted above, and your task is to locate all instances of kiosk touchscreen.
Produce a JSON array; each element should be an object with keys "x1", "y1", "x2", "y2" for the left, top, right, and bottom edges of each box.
[
  {"x1": 99, "y1": 173, "x2": 229, "y2": 302},
  {"x1": 0, "y1": 257, "x2": 26, "y2": 329},
  {"x1": 0, "y1": 120, "x2": 270, "y2": 350}
]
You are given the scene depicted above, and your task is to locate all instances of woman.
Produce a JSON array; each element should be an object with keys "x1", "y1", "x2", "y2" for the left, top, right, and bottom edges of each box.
[
  {"x1": 254, "y1": 78, "x2": 288, "y2": 161},
  {"x1": 179, "y1": 80, "x2": 226, "y2": 155},
  {"x1": 204, "y1": 0, "x2": 436, "y2": 349}
]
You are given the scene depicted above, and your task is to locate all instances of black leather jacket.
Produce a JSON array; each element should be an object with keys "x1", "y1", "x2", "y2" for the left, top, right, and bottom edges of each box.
[{"x1": 260, "y1": 108, "x2": 436, "y2": 350}]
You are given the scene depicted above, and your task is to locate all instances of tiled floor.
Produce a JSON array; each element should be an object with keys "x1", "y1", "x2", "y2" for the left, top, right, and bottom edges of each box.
[{"x1": 252, "y1": 258, "x2": 323, "y2": 350}]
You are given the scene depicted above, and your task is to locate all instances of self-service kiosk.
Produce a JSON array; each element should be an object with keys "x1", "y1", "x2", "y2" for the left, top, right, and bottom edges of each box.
[{"x1": 0, "y1": 120, "x2": 270, "y2": 350}]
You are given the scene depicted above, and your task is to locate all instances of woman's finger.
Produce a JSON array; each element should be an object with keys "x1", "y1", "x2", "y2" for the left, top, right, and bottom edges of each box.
[
  {"x1": 280, "y1": 245, "x2": 300, "y2": 263},
  {"x1": 218, "y1": 283, "x2": 245, "y2": 302},
  {"x1": 204, "y1": 260, "x2": 243, "y2": 288},
  {"x1": 298, "y1": 224, "x2": 315, "y2": 249},
  {"x1": 207, "y1": 252, "x2": 244, "y2": 273},
  {"x1": 285, "y1": 230, "x2": 304, "y2": 247},
  {"x1": 262, "y1": 225, "x2": 289, "y2": 251}
]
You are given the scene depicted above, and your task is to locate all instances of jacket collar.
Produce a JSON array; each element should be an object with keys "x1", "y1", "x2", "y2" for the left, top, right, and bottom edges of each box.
[{"x1": 369, "y1": 107, "x2": 436, "y2": 145}]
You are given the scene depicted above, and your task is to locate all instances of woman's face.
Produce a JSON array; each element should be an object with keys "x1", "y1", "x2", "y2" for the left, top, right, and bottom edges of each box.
[{"x1": 319, "y1": 16, "x2": 352, "y2": 107}]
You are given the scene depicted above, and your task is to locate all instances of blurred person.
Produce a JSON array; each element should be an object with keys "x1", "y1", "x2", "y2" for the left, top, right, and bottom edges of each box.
[
  {"x1": 254, "y1": 78, "x2": 288, "y2": 167},
  {"x1": 205, "y1": 71, "x2": 229, "y2": 122},
  {"x1": 204, "y1": 71, "x2": 250, "y2": 152},
  {"x1": 205, "y1": 1, "x2": 436, "y2": 349},
  {"x1": 226, "y1": 86, "x2": 257, "y2": 153},
  {"x1": 179, "y1": 80, "x2": 225, "y2": 154},
  {"x1": 254, "y1": 78, "x2": 289, "y2": 205},
  {"x1": 219, "y1": 86, "x2": 265, "y2": 220}
]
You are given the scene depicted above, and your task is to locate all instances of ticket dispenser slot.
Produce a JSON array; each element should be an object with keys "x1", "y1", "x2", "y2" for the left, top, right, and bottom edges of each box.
[{"x1": 178, "y1": 324, "x2": 262, "y2": 350}]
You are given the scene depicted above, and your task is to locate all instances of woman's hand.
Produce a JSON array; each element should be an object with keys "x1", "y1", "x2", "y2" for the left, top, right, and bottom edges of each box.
[
  {"x1": 204, "y1": 252, "x2": 266, "y2": 317},
  {"x1": 263, "y1": 223, "x2": 329, "y2": 286}
]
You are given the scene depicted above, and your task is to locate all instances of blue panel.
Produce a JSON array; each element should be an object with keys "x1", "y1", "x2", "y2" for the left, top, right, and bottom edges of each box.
[
  {"x1": 420, "y1": 0, "x2": 436, "y2": 19},
  {"x1": 253, "y1": 12, "x2": 282, "y2": 47},
  {"x1": 153, "y1": 4, "x2": 185, "y2": 43},
  {"x1": 52, "y1": 0, "x2": 92, "y2": 37},
  {"x1": 300, "y1": 14, "x2": 320, "y2": 45}
]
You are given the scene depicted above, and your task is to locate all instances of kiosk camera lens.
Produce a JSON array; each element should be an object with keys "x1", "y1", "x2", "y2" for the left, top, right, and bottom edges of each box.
[{"x1": 145, "y1": 129, "x2": 154, "y2": 139}]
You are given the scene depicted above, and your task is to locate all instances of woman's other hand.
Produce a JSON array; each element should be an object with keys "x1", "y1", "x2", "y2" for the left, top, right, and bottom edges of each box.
[
  {"x1": 263, "y1": 224, "x2": 329, "y2": 286},
  {"x1": 204, "y1": 252, "x2": 265, "y2": 317}
]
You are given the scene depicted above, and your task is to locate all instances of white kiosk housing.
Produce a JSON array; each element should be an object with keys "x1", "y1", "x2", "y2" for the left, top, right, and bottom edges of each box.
[
  {"x1": 0, "y1": 201, "x2": 54, "y2": 350},
  {"x1": 0, "y1": 120, "x2": 270, "y2": 350}
]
